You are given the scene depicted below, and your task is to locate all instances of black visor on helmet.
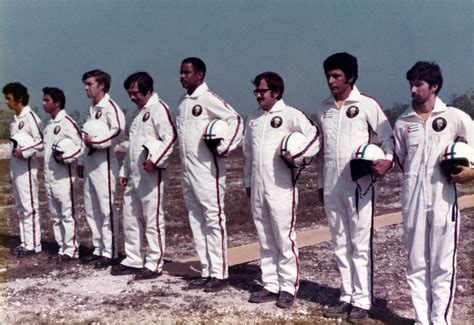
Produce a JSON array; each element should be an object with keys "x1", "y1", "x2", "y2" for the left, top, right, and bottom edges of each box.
[
  {"x1": 440, "y1": 158, "x2": 469, "y2": 178},
  {"x1": 350, "y1": 159, "x2": 373, "y2": 182}
]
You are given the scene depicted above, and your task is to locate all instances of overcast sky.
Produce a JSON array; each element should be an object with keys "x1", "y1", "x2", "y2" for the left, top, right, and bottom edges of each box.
[{"x1": 1, "y1": 0, "x2": 472, "y2": 121}]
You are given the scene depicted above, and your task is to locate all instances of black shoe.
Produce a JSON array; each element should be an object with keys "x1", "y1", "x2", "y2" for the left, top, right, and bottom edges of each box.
[
  {"x1": 276, "y1": 291, "x2": 295, "y2": 308},
  {"x1": 324, "y1": 302, "x2": 352, "y2": 319},
  {"x1": 203, "y1": 277, "x2": 228, "y2": 292},
  {"x1": 133, "y1": 268, "x2": 162, "y2": 281},
  {"x1": 94, "y1": 257, "x2": 115, "y2": 269},
  {"x1": 17, "y1": 249, "x2": 38, "y2": 258},
  {"x1": 58, "y1": 255, "x2": 77, "y2": 264},
  {"x1": 11, "y1": 246, "x2": 25, "y2": 256},
  {"x1": 248, "y1": 288, "x2": 279, "y2": 303},
  {"x1": 111, "y1": 264, "x2": 141, "y2": 276},
  {"x1": 48, "y1": 254, "x2": 62, "y2": 261},
  {"x1": 348, "y1": 306, "x2": 369, "y2": 323},
  {"x1": 80, "y1": 254, "x2": 101, "y2": 264},
  {"x1": 187, "y1": 277, "x2": 211, "y2": 289}
]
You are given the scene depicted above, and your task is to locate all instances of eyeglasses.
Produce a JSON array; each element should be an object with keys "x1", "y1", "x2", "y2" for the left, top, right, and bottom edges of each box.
[{"x1": 253, "y1": 88, "x2": 271, "y2": 96}]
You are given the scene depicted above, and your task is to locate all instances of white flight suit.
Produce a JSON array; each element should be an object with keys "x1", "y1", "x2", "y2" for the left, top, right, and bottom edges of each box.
[
  {"x1": 119, "y1": 93, "x2": 176, "y2": 272},
  {"x1": 176, "y1": 82, "x2": 243, "y2": 280},
  {"x1": 79, "y1": 93, "x2": 126, "y2": 259},
  {"x1": 43, "y1": 109, "x2": 83, "y2": 258},
  {"x1": 315, "y1": 86, "x2": 394, "y2": 309},
  {"x1": 244, "y1": 99, "x2": 320, "y2": 295},
  {"x1": 394, "y1": 97, "x2": 474, "y2": 325},
  {"x1": 9, "y1": 105, "x2": 43, "y2": 252}
]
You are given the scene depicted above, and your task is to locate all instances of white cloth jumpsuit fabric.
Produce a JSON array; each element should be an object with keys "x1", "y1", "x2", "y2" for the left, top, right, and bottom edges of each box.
[
  {"x1": 176, "y1": 82, "x2": 243, "y2": 280},
  {"x1": 315, "y1": 86, "x2": 394, "y2": 309},
  {"x1": 43, "y1": 110, "x2": 83, "y2": 258},
  {"x1": 9, "y1": 105, "x2": 44, "y2": 252},
  {"x1": 244, "y1": 99, "x2": 321, "y2": 296},
  {"x1": 80, "y1": 93, "x2": 126, "y2": 259},
  {"x1": 394, "y1": 97, "x2": 474, "y2": 325},
  {"x1": 119, "y1": 93, "x2": 176, "y2": 272}
]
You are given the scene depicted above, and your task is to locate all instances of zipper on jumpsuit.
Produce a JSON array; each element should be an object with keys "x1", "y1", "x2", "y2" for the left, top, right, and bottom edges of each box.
[{"x1": 259, "y1": 112, "x2": 268, "y2": 193}]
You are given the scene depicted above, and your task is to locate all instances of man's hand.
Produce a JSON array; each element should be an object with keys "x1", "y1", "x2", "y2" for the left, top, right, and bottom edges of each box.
[
  {"x1": 318, "y1": 188, "x2": 324, "y2": 205},
  {"x1": 76, "y1": 165, "x2": 84, "y2": 178},
  {"x1": 143, "y1": 159, "x2": 157, "y2": 172},
  {"x1": 84, "y1": 135, "x2": 93, "y2": 148},
  {"x1": 283, "y1": 152, "x2": 295, "y2": 166},
  {"x1": 118, "y1": 177, "x2": 128, "y2": 186},
  {"x1": 372, "y1": 159, "x2": 392, "y2": 179},
  {"x1": 451, "y1": 165, "x2": 474, "y2": 184},
  {"x1": 13, "y1": 148, "x2": 23, "y2": 158},
  {"x1": 245, "y1": 187, "x2": 251, "y2": 198}
]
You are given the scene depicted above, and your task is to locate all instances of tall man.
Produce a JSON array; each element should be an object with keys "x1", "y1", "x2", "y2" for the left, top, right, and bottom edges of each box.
[
  {"x1": 244, "y1": 72, "x2": 320, "y2": 308},
  {"x1": 3, "y1": 82, "x2": 43, "y2": 256},
  {"x1": 177, "y1": 57, "x2": 243, "y2": 292},
  {"x1": 78, "y1": 69, "x2": 126, "y2": 269},
  {"x1": 394, "y1": 61, "x2": 474, "y2": 325},
  {"x1": 111, "y1": 72, "x2": 176, "y2": 280},
  {"x1": 42, "y1": 87, "x2": 83, "y2": 262},
  {"x1": 315, "y1": 53, "x2": 393, "y2": 322}
]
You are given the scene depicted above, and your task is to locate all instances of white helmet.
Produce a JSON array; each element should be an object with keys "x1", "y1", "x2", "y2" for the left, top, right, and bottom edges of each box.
[
  {"x1": 51, "y1": 137, "x2": 81, "y2": 164},
  {"x1": 439, "y1": 142, "x2": 474, "y2": 178},
  {"x1": 10, "y1": 132, "x2": 36, "y2": 158},
  {"x1": 350, "y1": 143, "x2": 386, "y2": 181},
  {"x1": 280, "y1": 132, "x2": 312, "y2": 167},
  {"x1": 203, "y1": 119, "x2": 228, "y2": 141},
  {"x1": 82, "y1": 119, "x2": 110, "y2": 148},
  {"x1": 142, "y1": 139, "x2": 168, "y2": 168}
]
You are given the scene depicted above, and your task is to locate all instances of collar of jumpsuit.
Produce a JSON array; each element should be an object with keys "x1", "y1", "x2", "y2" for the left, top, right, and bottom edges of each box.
[
  {"x1": 185, "y1": 82, "x2": 208, "y2": 99},
  {"x1": 89, "y1": 93, "x2": 110, "y2": 114},
  {"x1": 323, "y1": 85, "x2": 362, "y2": 107},
  {"x1": 401, "y1": 96, "x2": 447, "y2": 119},
  {"x1": 141, "y1": 93, "x2": 160, "y2": 111},
  {"x1": 15, "y1": 105, "x2": 32, "y2": 119},
  {"x1": 259, "y1": 99, "x2": 286, "y2": 114},
  {"x1": 51, "y1": 109, "x2": 67, "y2": 123}
]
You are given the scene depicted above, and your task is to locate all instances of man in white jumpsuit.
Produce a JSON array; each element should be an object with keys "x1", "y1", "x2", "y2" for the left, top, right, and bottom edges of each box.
[
  {"x1": 244, "y1": 72, "x2": 321, "y2": 308},
  {"x1": 315, "y1": 53, "x2": 393, "y2": 322},
  {"x1": 111, "y1": 72, "x2": 176, "y2": 280},
  {"x1": 3, "y1": 82, "x2": 43, "y2": 256},
  {"x1": 77, "y1": 69, "x2": 126, "y2": 269},
  {"x1": 394, "y1": 61, "x2": 474, "y2": 325},
  {"x1": 177, "y1": 57, "x2": 243, "y2": 292},
  {"x1": 42, "y1": 87, "x2": 83, "y2": 262}
]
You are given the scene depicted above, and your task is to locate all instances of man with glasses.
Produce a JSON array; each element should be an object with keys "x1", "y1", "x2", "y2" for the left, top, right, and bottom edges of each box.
[
  {"x1": 244, "y1": 71, "x2": 320, "y2": 308},
  {"x1": 315, "y1": 53, "x2": 394, "y2": 322},
  {"x1": 177, "y1": 57, "x2": 243, "y2": 292}
]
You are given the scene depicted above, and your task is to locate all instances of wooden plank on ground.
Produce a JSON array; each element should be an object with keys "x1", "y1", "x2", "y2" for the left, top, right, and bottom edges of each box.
[{"x1": 164, "y1": 194, "x2": 474, "y2": 276}]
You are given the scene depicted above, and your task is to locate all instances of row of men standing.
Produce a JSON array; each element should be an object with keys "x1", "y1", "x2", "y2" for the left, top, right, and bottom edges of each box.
[{"x1": 4, "y1": 53, "x2": 473, "y2": 324}]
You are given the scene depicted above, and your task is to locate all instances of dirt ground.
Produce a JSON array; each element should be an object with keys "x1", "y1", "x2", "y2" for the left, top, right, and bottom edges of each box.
[{"x1": 0, "y1": 149, "x2": 472, "y2": 324}]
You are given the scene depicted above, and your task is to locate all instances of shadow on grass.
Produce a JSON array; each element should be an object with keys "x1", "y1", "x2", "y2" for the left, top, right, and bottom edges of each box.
[{"x1": 227, "y1": 263, "x2": 414, "y2": 324}]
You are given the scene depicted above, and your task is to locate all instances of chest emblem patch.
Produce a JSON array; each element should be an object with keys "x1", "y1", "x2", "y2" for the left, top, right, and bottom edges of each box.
[
  {"x1": 432, "y1": 117, "x2": 447, "y2": 132},
  {"x1": 271, "y1": 116, "x2": 283, "y2": 128},
  {"x1": 346, "y1": 105, "x2": 359, "y2": 118},
  {"x1": 142, "y1": 112, "x2": 150, "y2": 122},
  {"x1": 323, "y1": 111, "x2": 334, "y2": 119},
  {"x1": 192, "y1": 105, "x2": 202, "y2": 117},
  {"x1": 95, "y1": 110, "x2": 102, "y2": 119},
  {"x1": 18, "y1": 121, "x2": 25, "y2": 130},
  {"x1": 54, "y1": 126, "x2": 61, "y2": 135}
]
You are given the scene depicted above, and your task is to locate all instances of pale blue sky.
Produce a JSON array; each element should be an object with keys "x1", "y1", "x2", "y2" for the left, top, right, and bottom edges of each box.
[{"x1": 1, "y1": 0, "x2": 472, "y2": 120}]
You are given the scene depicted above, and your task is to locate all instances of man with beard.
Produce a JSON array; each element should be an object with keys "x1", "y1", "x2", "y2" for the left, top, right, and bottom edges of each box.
[{"x1": 394, "y1": 61, "x2": 474, "y2": 325}]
